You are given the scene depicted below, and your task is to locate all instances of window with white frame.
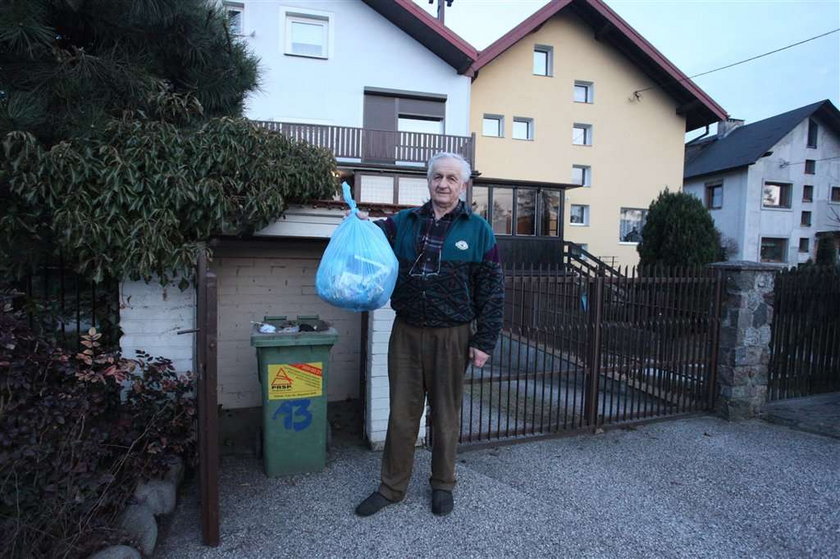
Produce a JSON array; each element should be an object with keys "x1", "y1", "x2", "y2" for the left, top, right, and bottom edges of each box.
[
  {"x1": 619, "y1": 208, "x2": 647, "y2": 243},
  {"x1": 801, "y1": 211, "x2": 812, "y2": 227},
  {"x1": 572, "y1": 123, "x2": 592, "y2": 146},
  {"x1": 482, "y1": 114, "x2": 504, "y2": 137},
  {"x1": 571, "y1": 165, "x2": 591, "y2": 187},
  {"x1": 760, "y1": 237, "x2": 788, "y2": 263},
  {"x1": 224, "y1": 2, "x2": 244, "y2": 35},
  {"x1": 574, "y1": 81, "x2": 593, "y2": 103},
  {"x1": 512, "y1": 117, "x2": 534, "y2": 140},
  {"x1": 570, "y1": 204, "x2": 589, "y2": 226},
  {"x1": 831, "y1": 186, "x2": 840, "y2": 203},
  {"x1": 285, "y1": 11, "x2": 329, "y2": 58},
  {"x1": 533, "y1": 45, "x2": 553, "y2": 76}
]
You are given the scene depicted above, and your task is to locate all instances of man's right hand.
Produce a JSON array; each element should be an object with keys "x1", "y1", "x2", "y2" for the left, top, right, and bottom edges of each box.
[{"x1": 344, "y1": 209, "x2": 369, "y2": 220}]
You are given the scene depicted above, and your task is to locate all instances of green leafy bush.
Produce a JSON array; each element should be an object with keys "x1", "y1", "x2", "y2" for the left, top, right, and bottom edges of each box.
[
  {"x1": 637, "y1": 189, "x2": 723, "y2": 267},
  {"x1": 0, "y1": 307, "x2": 196, "y2": 558},
  {"x1": 1, "y1": 108, "x2": 338, "y2": 284}
]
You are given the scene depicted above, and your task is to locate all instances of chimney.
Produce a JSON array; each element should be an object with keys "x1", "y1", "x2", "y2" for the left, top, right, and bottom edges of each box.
[{"x1": 717, "y1": 118, "x2": 744, "y2": 139}]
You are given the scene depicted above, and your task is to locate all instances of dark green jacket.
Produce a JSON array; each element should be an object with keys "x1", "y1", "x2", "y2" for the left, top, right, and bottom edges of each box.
[{"x1": 378, "y1": 202, "x2": 504, "y2": 353}]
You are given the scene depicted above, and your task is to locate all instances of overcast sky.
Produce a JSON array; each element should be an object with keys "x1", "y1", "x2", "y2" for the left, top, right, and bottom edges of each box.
[{"x1": 414, "y1": 0, "x2": 840, "y2": 134}]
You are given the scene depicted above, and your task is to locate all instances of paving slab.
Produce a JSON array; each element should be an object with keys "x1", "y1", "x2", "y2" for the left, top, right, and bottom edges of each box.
[
  {"x1": 763, "y1": 393, "x2": 840, "y2": 439},
  {"x1": 155, "y1": 416, "x2": 840, "y2": 559}
]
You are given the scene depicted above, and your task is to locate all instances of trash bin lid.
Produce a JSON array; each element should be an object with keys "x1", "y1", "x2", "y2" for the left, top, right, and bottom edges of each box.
[{"x1": 250, "y1": 320, "x2": 338, "y2": 347}]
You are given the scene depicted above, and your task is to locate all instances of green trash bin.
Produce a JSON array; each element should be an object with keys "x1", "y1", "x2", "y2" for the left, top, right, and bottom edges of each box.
[{"x1": 250, "y1": 314, "x2": 338, "y2": 477}]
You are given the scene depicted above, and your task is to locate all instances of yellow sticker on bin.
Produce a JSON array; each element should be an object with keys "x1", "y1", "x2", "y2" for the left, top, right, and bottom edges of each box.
[{"x1": 267, "y1": 362, "x2": 323, "y2": 400}]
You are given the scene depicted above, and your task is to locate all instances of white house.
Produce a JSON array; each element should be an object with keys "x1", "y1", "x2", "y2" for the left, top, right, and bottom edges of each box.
[
  {"x1": 120, "y1": 0, "x2": 478, "y2": 449},
  {"x1": 683, "y1": 100, "x2": 840, "y2": 265}
]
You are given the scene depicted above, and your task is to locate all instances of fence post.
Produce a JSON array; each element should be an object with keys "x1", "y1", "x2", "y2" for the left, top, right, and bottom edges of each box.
[
  {"x1": 584, "y1": 275, "x2": 604, "y2": 427},
  {"x1": 708, "y1": 261, "x2": 777, "y2": 420}
]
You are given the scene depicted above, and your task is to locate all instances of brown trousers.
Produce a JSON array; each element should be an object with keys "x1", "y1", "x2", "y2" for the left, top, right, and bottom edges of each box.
[{"x1": 378, "y1": 318, "x2": 471, "y2": 502}]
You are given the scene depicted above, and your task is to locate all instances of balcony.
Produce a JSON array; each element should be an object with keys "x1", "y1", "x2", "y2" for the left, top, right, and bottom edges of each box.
[{"x1": 253, "y1": 121, "x2": 475, "y2": 168}]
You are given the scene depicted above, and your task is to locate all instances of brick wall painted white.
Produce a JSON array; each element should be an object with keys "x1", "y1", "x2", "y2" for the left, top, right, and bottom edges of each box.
[
  {"x1": 213, "y1": 248, "x2": 362, "y2": 409},
  {"x1": 119, "y1": 280, "x2": 195, "y2": 374},
  {"x1": 365, "y1": 305, "x2": 426, "y2": 449}
]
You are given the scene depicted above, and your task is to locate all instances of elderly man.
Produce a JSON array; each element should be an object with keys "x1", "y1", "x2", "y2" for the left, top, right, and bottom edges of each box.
[{"x1": 355, "y1": 152, "x2": 504, "y2": 517}]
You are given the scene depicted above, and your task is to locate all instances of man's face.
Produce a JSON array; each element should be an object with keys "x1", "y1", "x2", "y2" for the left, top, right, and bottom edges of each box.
[{"x1": 428, "y1": 158, "x2": 467, "y2": 210}]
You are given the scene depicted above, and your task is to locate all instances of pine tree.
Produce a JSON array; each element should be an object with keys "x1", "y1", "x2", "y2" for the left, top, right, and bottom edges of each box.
[
  {"x1": 0, "y1": 0, "x2": 259, "y2": 145},
  {"x1": 815, "y1": 236, "x2": 838, "y2": 267},
  {"x1": 637, "y1": 189, "x2": 723, "y2": 267}
]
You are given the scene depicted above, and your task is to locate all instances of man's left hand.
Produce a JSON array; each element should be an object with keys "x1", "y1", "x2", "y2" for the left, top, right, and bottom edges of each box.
[{"x1": 469, "y1": 347, "x2": 490, "y2": 368}]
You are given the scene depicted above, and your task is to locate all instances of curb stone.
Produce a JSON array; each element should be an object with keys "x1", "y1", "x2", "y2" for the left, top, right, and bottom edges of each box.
[{"x1": 119, "y1": 504, "x2": 157, "y2": 557}]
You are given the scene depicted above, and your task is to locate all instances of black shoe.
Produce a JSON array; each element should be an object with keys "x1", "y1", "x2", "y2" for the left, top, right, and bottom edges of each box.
[
  {"x1": 431, "y1": 489, "x2": 453, "y2": 516},
  {"x1": 355, "y1": 492, "x2": 394, "y2": 517}
]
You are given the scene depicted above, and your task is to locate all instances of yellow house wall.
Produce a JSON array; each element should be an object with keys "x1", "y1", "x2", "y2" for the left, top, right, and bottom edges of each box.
[{"x1": 470, "y1": 13, "x2": 687, "y2": 266}]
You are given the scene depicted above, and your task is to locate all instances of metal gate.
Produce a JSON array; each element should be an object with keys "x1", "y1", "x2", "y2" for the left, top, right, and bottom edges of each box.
[
  {"x1": 457, "y1": 264, "x2": 723, "y2": 445},
  {"x1": 768, "y1": 266, "x2": 840, "y2": 400}
]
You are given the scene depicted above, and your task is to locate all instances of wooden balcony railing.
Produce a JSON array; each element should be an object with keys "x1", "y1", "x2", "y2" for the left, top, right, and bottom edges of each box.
[{"x1": 253, "y1": 121, "x2": 475, "y2": 168}]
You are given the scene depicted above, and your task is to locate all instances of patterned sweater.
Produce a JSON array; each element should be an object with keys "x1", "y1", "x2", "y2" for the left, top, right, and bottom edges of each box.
[{"x1": 377, "y1": 201, "x2": 504, "y2": 353}]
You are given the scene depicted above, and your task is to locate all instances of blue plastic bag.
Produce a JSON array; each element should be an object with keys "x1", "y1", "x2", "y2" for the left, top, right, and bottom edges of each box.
[{"x1": 316, "y1": 183, "x2": 398, "y2": 312}]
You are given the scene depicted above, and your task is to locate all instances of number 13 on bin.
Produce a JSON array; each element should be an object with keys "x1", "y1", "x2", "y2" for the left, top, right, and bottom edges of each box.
[{"x1": 273, "y1": 400, "x2": 313, "y2": 432}]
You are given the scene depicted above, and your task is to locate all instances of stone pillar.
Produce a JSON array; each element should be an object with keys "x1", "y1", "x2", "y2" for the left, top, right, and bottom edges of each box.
[{"x1": 709, "y1": 261, "x2": 777, "y2": 420}]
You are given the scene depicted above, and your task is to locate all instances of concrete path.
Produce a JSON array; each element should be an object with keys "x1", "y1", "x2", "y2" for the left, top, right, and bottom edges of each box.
[{"x1": 155, "y1": 415, "x2": 839, "y2": 559}]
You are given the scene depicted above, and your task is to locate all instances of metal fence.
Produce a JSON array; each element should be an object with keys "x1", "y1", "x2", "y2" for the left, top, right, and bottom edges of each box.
[
  {"x1": 452, "y1": 264, "x2": 723, "y2": 446},
  {"x1": 3, "y1": 262, "x2": 120, "y2": 350},
  {"x1": 768, "y1": 266, "x2": 840, "y2": 400}
]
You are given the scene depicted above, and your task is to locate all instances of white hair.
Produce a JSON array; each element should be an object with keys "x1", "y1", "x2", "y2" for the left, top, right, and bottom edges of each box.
[{"x1": 427, "y1": 152, "x2": 471, "y2": 184}]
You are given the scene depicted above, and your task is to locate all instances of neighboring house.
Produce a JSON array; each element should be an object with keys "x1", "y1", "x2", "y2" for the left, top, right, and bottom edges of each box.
[
  {"x1": 683, "y1": 100, "x2": 840, "y2": 265},
  {"x1": 122, "y1": 0, "x2": 484, "y2": 449},
  {"x1": 468, "y1": 0, "x2": 726, "y2": 267}
]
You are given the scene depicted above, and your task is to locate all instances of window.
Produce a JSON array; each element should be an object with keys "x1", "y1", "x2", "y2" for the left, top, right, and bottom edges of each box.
[
  {"x1": 705, "y1": 181, "x2": 723, "y2": 209},
  {"x1": 540, "y1": 191, "x2": 561, "y2": 236},
  {"x1": 762, "y1": 181, "x2": 792, "y2": 209},
  {"x1": 801, "y1": 211, "x2": 812, "y2": 227},
  {"x1": 807, "y1": 118, "x2": 818, "y2": 148},
  {"x1": 572, "y1": 165, "x2": 591, "y2": 187},
  {"x1": 473, "y1": 185, "x2": 563, "y2": 237},
  {"x1": 224, "y1": 2, "x2": 244, "y2": 35},
  {"x1": 482, "y1": 115, "x2": 503, "y2": 137},
  {"x1": 799, "y1": 238, "x2": 810, "y2": 253},
  {"x1": 512, "y1": 117, "x2": 534, "y2": 140},
  {"x1": 832, "y1": 186, "x2": 840, "y2": 203},
  {"x1": 570, "y1": 204, "x2": 589, "y2": 226},
  {"x1": 804, "y1": 159, "x2": 816, "y2": 174},
  {"x1": 398, "y1": 177, "x2": 428, "y2": 206},
  {"x1": 572, "y1": 123, "x2": 592, "y2": 146},
  {"x1": 471, "y1": 186, "x2": 489, "y2": 220},
  {"x1": 619, "y1": 208, "x2": 647, "y2": 243},
  {"x1": 574, "y1": 81, "x2": 593, "y2": 103},
  {"x1": 803, "y1": 184, "x2": 813, "y2": 202},
  {"x1": 533, "y1": 45, "x2": 553, "y2": 76},
  {"x1": 516, "y1": 189, "x2": 537, "y2": 235},
  {"x1": 359, "y1": 175, "x2": 394, "y2": 204},
  {"x1": 760, "y1": 237, "x2": 788, "y2": 263},
  {"x1": 492, "y1": 189, "x2": 513, "y2": 235},
  {"x1": 398, "y1": 116, "x2": 442, "y2": 135},
  {"x1": 285, "y1": 12, "x2": 329, "y2": 58}
]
